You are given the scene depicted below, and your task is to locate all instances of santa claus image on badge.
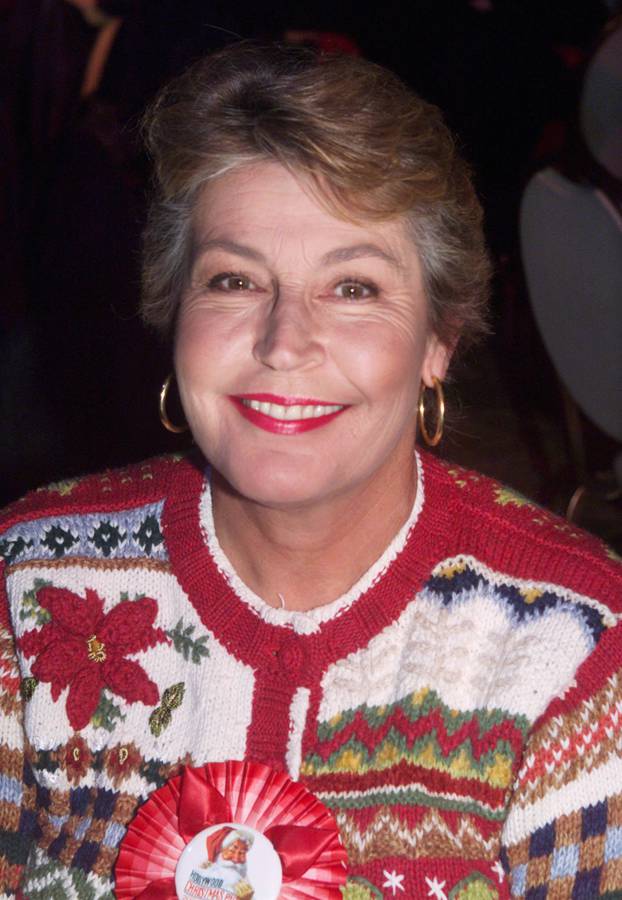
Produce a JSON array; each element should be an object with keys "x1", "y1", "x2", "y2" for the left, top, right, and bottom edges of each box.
[
  {"x1": 200, "y1": 826, "x2": 255, "y2": 899},
  {"x1": 114, "y1": 762, "x2": 346, "y2": 899}
]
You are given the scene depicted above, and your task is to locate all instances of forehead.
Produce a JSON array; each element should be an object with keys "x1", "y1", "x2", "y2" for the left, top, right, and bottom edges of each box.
[{"x1": 192, "y1": 162, "x2": 419, "y2": 266}]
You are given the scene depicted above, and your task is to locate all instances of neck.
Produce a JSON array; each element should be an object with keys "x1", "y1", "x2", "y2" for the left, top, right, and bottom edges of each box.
[{"x1": 211, "y1": 450, "x2": 418, "y2": 612}]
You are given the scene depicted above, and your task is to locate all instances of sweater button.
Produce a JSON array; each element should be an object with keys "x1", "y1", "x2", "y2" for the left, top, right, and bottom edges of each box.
[
  {"x1": 279, "y1": 642, "x2": 304, "y2": 675},
  {"x1": 263, "y1": 642, "x2": 281, "y2": 672}
]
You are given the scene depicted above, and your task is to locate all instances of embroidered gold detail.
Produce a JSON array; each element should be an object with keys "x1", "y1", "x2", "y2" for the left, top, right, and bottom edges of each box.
[
  {"x1": 119, "y1": 746, "x2": 129, "y2": 765},
  {"x1": 72, "y1": 747, "x2": 81, "y2": 761},
  {"x1": 149, "y1": 682, "x2": 185, "y2": 737},
  {"x1": 87, "y1": 634, "x2": 107, "y2": 663}
]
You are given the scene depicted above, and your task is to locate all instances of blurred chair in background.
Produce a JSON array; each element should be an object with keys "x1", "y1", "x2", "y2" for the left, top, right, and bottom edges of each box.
[
  {"x1": 520, "y1": 167, "x2": 622, "y2": 525},
  {"x1": 579, "y1": 16, "x2": 622, "y2": 183}
]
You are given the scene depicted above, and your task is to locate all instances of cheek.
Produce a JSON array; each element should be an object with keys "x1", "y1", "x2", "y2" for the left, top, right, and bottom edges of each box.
[
  {"x1": 334, "y1": 319, "x2": 428, "y2": 401},
  {"x1": 173, "y1": 320, "x2": 223, "y2": 435},
  {"x1": 174, "y1": 311, "x2": 241, "y2": 384}
]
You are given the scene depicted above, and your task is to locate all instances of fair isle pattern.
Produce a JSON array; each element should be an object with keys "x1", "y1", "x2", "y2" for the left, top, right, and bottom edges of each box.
[
  {"x1": 15, "y1": 748, "x2": 188, "y2": 890},
  {"x1": 301, "y1": 687, "x2": 524, "y2": 875},
  {"x1": 501, "y1": 798, "x2": 622, "y2": 897},
  {"x1": 341, "y1": 868, "x2": 503, "y2": 900},
  {"x1": 0, "y1": 501, "x2": 166, "y2": 566},
  {"x1": 19, "y1": 844, "x2": 114, "y2": 900},
  {"x1": 0, "y1": 452, "x2": 621, "y2": 898},
  {"x1": 512, "y1": 671, "x2": 622, "y2": 809},
  {"x1": 500, "y1": 658, "x2": 622, "y2": 898},
  {"x1": 304, "y1": 549, "x2": 622, "y2": 894},
  {"x1": 335, "y1": 807, "x2": 501, "y2": 865},
  {"x1": 426, "y1": 555, "x2": 616, "y2": 634},
  {"x1": 303, "y1": 687, "x2": 528, "y2": 821},
  {"x1": 0, "y1": 610, "x2": 28, "y2": 896}
]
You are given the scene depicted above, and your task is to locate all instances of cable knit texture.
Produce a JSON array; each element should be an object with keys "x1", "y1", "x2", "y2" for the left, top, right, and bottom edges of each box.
[{"x1": 0, "y1": 451, "x2": 620, "y2": 899}]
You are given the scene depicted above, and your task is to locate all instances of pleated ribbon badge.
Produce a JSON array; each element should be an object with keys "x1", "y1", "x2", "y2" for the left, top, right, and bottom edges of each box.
[{"x1": 115, "y1": 760, "x2": 348, "y2": 899}]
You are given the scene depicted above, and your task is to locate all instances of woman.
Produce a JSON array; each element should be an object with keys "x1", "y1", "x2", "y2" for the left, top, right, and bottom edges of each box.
[{"x1": 0, "y1": 44, "x2": 620, "y2": 900}]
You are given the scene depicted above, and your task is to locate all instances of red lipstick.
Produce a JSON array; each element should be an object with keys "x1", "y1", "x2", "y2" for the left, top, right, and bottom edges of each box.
[{"x1": 230, "y1": 394, "x2": 348, "y2": 435}]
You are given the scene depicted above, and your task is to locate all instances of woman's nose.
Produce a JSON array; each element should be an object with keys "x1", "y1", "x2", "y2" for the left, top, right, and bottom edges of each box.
[{"x1": 252, "y1": 294, "x2": 325, "y2": 371}]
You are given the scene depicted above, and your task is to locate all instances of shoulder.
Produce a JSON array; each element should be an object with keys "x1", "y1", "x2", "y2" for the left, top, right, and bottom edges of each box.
[
  {"x1": 420, "y1": 451, "x2": 622, "y2": 614},
  {"x1": 0, "y1": 453, "x2": 196, "y2": 566},
  {"x1": 1, "y1": 454, "x2": 188, "y2": 527}
]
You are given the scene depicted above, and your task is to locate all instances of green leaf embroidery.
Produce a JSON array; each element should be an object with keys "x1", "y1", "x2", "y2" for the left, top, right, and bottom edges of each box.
[
  {"x1": 21, "y1": 677, "x2": 38, "y2": 701},
  {"x1": 166, "y1": 618, "x2": 209, "y2": 664},
  {"x1": 19, "y1": 579, "x2": 53, "y2": 625},
  {"x1": 91, "y1": 690, "x2": 126, "y2": 732},
  {"x1": 119, "y1": 591, "x2": 146, "y2": 602}
]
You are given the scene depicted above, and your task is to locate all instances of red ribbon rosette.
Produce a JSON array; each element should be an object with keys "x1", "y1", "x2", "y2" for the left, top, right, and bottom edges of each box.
[{"x1": 115, "y1": 760, "x2": 348, "y2": 899}]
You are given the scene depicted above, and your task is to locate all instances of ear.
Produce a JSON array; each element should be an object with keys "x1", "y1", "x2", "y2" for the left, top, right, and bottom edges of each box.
[{"x1": 420, "y1": 333, "x2": 453, "y2": 388}]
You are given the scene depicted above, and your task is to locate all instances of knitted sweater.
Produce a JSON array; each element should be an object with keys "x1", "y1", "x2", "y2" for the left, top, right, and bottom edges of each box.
[{"x1": 0, "y1": 451, "x2": 621, "y2": 900}]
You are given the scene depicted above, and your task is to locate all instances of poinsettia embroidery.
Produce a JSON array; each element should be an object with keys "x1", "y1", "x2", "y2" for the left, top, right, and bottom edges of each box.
[{"x1": 18, "y1": 586, "x2": 168, "y2": 730}]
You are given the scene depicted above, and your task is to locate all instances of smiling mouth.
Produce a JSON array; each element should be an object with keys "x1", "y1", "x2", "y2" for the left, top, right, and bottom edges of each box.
[
  {"x1": 230, "y1": 394, "x2": 348, "y2": 434},
  {"x1": 240, "y1": 398, "x2": 344, "y2": 420}
]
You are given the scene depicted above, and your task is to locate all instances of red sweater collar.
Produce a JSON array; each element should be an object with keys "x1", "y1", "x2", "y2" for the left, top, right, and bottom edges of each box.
[{"x1": 162, "y1": 453, "x2": 453, "y2": 678}]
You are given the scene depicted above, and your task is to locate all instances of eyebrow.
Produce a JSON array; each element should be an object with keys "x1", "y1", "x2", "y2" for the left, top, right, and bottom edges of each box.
[
  {"x1": 194, "y1": 238, "x2": 404, "y2": 270},
  {"x1": 320, "y1": 243, "x2": 404, "y2": 270},
  {"x1": 194, "y1": 238, "x2": 266, "y2": 264}
]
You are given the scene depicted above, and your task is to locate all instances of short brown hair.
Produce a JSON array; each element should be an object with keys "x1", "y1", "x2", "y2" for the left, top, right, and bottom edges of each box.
[{"x1": 141, "y1": 42, "x2": 490, "y2": 350}]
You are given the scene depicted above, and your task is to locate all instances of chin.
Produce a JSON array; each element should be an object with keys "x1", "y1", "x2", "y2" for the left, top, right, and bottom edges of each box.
[{"x1": 218, "y1": 451, "x2": 343, "y2": 510}]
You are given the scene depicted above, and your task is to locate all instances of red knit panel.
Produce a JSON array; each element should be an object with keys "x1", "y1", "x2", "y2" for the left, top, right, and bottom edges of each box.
[
  {"x1": 0, "y1": 454, "x2": 184, "y2": 530},
  {"x1": 425, "y1": 454, "x2": 622, "y2": 610},
  {"x1": 245, "y1": 673, "x2": 296, "y2": 769}
]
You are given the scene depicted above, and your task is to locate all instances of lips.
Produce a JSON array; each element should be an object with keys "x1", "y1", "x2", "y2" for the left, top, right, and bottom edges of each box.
[{"x1": 230, "y1": 394, "x2": 348, "y2": 434}]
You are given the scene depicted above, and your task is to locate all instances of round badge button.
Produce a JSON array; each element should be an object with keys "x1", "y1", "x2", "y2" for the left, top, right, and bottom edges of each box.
[{"x1": 175, "y1": 822, "x2": 282, "y2": 900}]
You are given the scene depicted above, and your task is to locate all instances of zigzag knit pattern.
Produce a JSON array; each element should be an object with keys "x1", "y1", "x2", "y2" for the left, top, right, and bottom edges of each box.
[{"x1": 0, "y1": 451, "x2": 620, "y2": 899}]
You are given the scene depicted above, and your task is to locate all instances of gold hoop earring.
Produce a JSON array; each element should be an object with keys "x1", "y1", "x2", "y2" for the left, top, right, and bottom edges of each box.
[
  {"x1": 418, "y1": 376, "x2": 445, "y2": 447},
  {"x1": 159, "y1": 374, "x2": 188, "y2": 434}
]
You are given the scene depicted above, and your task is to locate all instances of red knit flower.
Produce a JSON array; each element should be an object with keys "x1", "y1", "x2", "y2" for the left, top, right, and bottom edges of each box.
[
  {"x1": 64, "y1": 734, "x2": 92, "y2": 784},
  {"x1": 104, "y1": 742, "x2": 143, "y2": 787},
  {"x1": 19, "y1": 586, "x2": 168, "y2": 730}
]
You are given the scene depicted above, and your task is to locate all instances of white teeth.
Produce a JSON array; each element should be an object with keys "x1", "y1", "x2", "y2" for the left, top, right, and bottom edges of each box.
[{"x1": 241, "y1": 399, "x2": 343, "y2": 420}]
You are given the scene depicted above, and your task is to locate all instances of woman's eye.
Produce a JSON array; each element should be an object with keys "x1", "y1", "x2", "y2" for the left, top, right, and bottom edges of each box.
[
  {"x1": 334, "y1": 280, "x2": 377, "y2": 301},
  {"x1": 208, "y1": 273, "x2": 257, "y2": 292}
]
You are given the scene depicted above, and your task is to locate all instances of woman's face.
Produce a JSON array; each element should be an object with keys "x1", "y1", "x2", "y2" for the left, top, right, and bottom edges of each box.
[{"x1": 175, "y1": 162, "x2": 450, "y2": 509}]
